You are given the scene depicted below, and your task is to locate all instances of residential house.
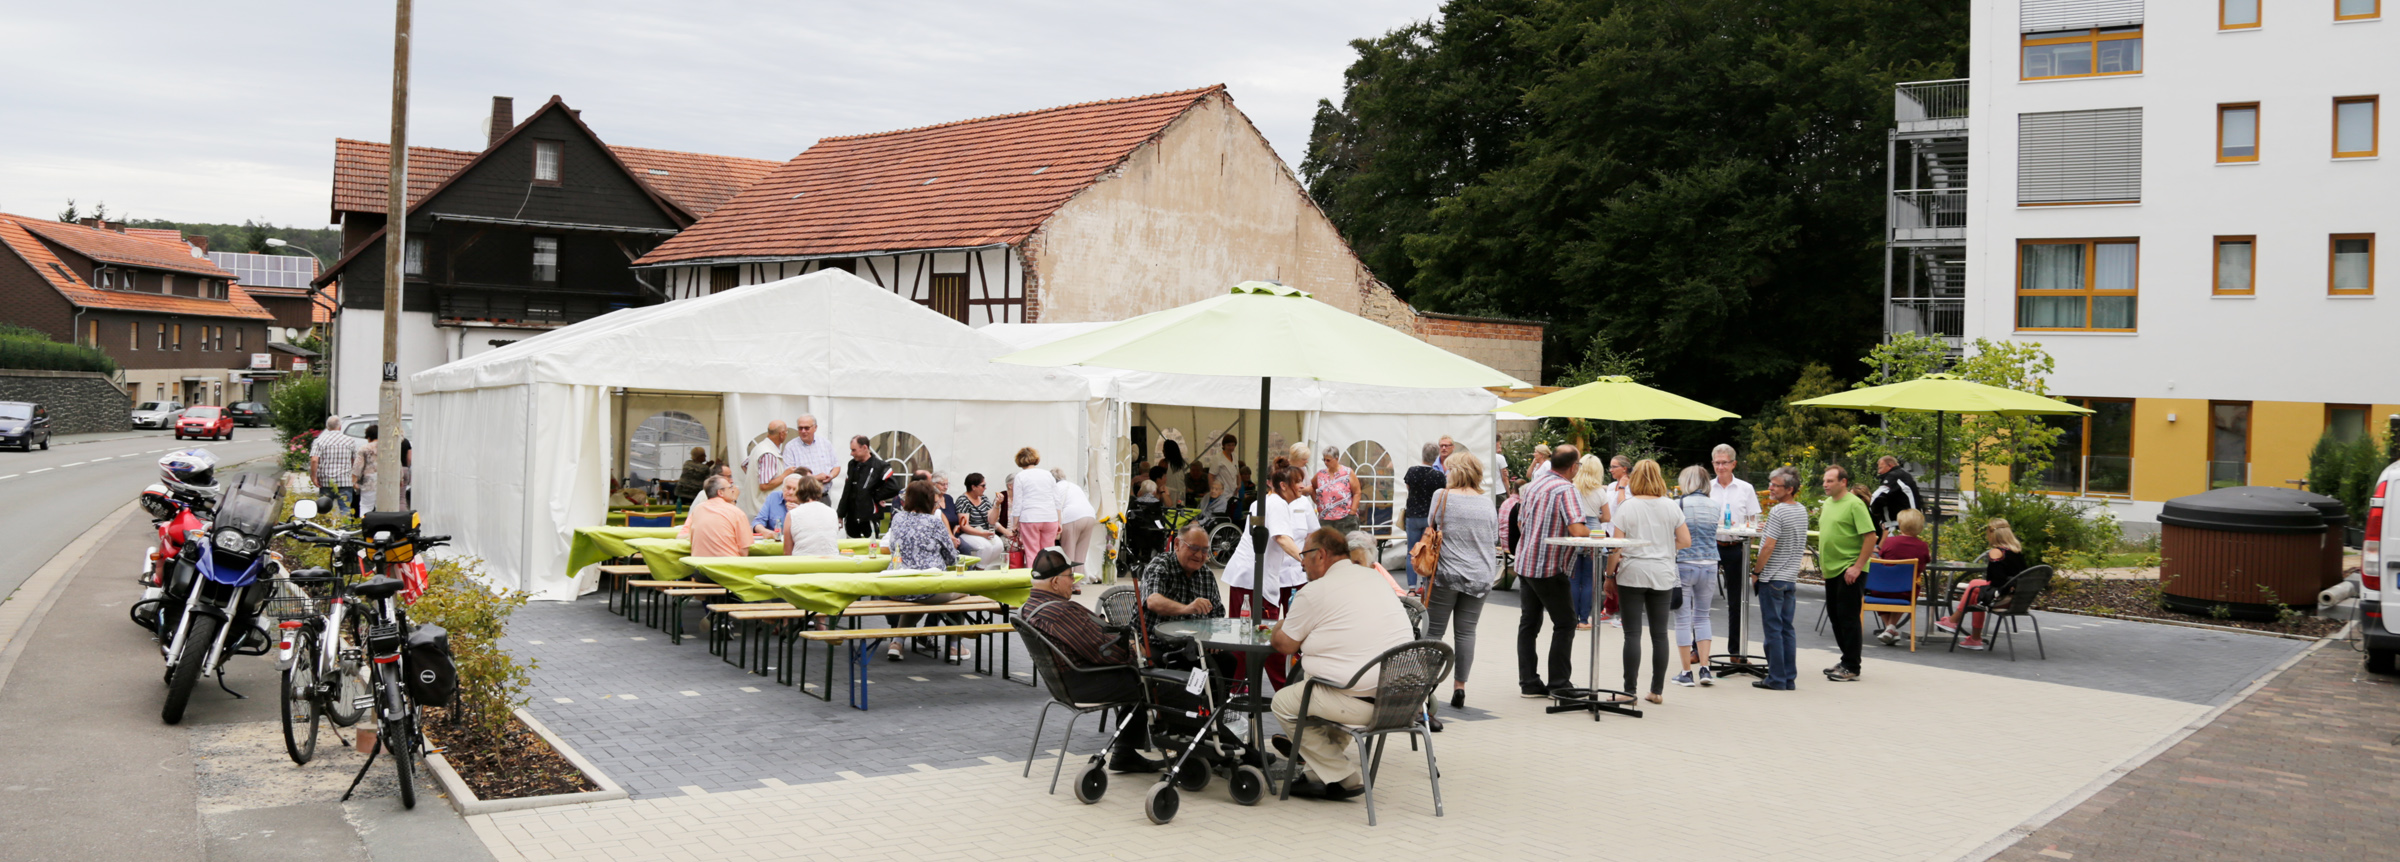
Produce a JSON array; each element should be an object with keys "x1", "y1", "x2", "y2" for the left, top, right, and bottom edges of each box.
[
  {"x1": 313, "y1": 96, "x2": 780, "y2": 413},
  {"x1": 630, "y1": 85, "x2": 1545, "y2": 386},
  {"x1": 1922, "y1": 0, "x2": 2397, "y2": 522},
  {"x1": 0, "y1": 214, "x2": 275, "y2": 406},
  {"x1": 209, "y1": 250, "x2": 333, "y2": 399}
]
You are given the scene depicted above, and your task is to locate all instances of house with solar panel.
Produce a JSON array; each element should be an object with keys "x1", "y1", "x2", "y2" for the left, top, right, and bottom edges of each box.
[
  {"x1": 628, "y1": 86, "x2": 1544, "y2": 387},
  {"x1": 311, "y1": 96, "x2": 781, "y2": 413},
  {"x1": 0, "y1": 215, "x2": 275, "y2": 405}
]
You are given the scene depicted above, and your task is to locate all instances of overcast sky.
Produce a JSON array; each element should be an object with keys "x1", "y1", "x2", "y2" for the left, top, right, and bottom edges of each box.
[{"x1": 0, "y1": 0, "x2": 1437, "y2": 229}]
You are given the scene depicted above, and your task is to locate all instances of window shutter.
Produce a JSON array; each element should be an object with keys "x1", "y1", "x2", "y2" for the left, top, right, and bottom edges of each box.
[
  {"x1": 2018, "y1": 108, "x2": 2143, "y2": 204},
  {"x1": 2020, "y1": 0, "x2": 2144, "y2": 32}
]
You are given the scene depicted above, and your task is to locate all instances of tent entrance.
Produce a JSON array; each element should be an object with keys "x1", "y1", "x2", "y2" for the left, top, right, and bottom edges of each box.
[{"x1": 614, "y1": 389, "x2": 727, "y2": 498}]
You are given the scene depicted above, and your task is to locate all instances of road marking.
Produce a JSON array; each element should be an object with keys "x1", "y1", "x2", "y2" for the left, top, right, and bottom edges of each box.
[
  {"x1": 553, "y1": 697, "x2": 573, "y2": 704},
  {"x1": 679, "y1": 690, "x2": 699, "y2": 697},
  {"x1": 87, "y1": 456, "x2": 112, "y2": 461},
  {"x1": 26, "y1": 468, "x2": 50, "y2": 474},
  {"x1": 739, "y1": 686, "x2": 760, "y2": 693},
  {"x1": 0, "y1": 475, "x2": 15, "y2": 481},
  {"x1": 60, "y1": 462, "x2": 83, "y2": 467}
]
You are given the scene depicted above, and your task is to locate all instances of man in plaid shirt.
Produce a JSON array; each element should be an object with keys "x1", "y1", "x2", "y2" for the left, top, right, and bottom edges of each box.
[
  {"x1": 1513, "y1": 446, "x2": 1591, "y2": 697},
  {"x1": 307, "y1": 416, "x2": 359, "y2": 516}
]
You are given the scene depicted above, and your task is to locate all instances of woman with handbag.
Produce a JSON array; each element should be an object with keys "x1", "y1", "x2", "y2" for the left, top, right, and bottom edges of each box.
[
  {"x1": 1605, "y1": 460, "x2": 1692, "y2": 704},
  {"x1": 1419, "y1": 453, "x2": 1498, "y2": 711}
]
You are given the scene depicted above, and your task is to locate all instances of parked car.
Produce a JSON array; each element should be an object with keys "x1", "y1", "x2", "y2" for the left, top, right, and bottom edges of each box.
[
  {"x1": 337, "y1": 413, "x2": 413, "y2": 441},
  {"x1": 225, "y1": 401, "x2": 268, "y2": 427},
  {"x1": 2363, "y1": 458, "x2": 2400, "y2": 675},
  {"x1": 0, "y1": 401, "x2": 50, "y2": 451},
  {"x1": 175, "y1": 405, "x2": 234, "y2": 441},
  {"x1": 131, "y1": 400, "x2": 184, "y2": 429}
]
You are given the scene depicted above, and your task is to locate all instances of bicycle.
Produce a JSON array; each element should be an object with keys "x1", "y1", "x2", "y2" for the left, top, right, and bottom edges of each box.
[{"x1": 281, "y1": 507, "x2": 451, "y2": 809}]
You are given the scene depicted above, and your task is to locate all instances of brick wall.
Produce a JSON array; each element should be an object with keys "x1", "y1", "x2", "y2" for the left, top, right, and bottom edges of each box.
[
  {"x1": 1416, "y1": 312, "x2": 1545, "y2": 386},
  {"x1": 0, "y1": 369, "x2": 132, "y2": 434}
]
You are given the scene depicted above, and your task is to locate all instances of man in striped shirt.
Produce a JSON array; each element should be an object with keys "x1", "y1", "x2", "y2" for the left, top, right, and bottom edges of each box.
[{"x1": 1512, "y1": 447, "x2": 1591, "y2": 697}]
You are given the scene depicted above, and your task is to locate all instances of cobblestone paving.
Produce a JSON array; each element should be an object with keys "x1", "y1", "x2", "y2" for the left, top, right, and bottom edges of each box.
[{"x1": 1991, "y1": 639, "x2": 2400, "y2": 862}]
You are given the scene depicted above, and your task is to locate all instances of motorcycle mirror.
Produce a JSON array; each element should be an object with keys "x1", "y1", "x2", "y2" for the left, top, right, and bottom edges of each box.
[{"x1": 292, "y1": 499, "x2": 319, "y2": 521}]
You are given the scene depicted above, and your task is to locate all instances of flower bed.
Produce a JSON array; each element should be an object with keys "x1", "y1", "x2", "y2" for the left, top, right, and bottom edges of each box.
[
  {"x1": 2035, "y1": 576, "x2": 2346, "y2": 639},
  {"x1": 422, "y1": 706, "x2": 597, "y2": 799}
]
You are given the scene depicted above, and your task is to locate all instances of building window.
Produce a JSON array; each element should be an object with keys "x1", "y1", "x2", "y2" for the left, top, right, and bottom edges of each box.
[
  {"x1": 2040, "y1": 398, "x2": 2134, "y2": 497},
  {"x1": 83, "y1": 319, "x2": 97, "y2": 348},
  {"x1": 532, "y1": 140, "x2": 563, "y2": 184},
  {"x1": 2222, "y1": 0, "x2": 2260, "y2": 28},
  {"x1": 2332, "y1": 233, "x2": 2375, "y2": 294},
  {"x1": 213, "y1": 327, "x2": 224, "y2": 351},
  {"x1": 2214, "y1": 236, "x2": 2256, "y2": 295},
  {"x1": 709, "y1": 266, "x2": 738, "y2": 294},
  {"x1": 155, "y1": 324, "x2": 165, "y2": 350},
  {"x1": 98, "y1": 270, "x2": 113, "y2": 289},
  {"x1": 162, "y1": 273, "x2": 176, "y2": 295},
  {"x1": 235, "y1": 327, "x2": 243, "y2": 350},
  {"x1": 532, "y1": 236, "x2": 559, "y2": 282},
  {"x1": 171, "y1": 324, "x2": 182, "y2": 351},
  {"x1": 2211, "y1": 402, "x2": 2251, "y2": 488},
  {"x1": 2328, "y1": 404, "x2": 2371, "y2": 443},
  {"x1": 2021, "y1": 27, "x2": 2143, "y2": 80},
  {"x1": 2018, "y1": 239, "x2": 2139, "y2": 331},
  {"x1": 2218, "y1": 103, "x2": 2259, "y2": 162},
  {"x1": 404, "y1": 237, "x2": 425, "y2": 276},
  {"x1": 130, "y1": 322, "x2": 139, "y2": 351},
  {"x1": 2017, "y1": 108, "x2": 2143, "y2": 204},
  {"x1": 2335, "y1": 96, "x2": 2379, "y2": 158},
  {"x1": 1342, "y1": 441, "x2": 1399, "y2": 532},
  {"x1": 2338, "y1": 0, "x2": 2381, "y2": 21}
]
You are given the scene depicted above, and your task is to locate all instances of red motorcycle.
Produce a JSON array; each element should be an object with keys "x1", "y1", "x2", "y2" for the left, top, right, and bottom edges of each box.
[{"x1": 133, "y1": 450, "x2": 221, "y2": 636}]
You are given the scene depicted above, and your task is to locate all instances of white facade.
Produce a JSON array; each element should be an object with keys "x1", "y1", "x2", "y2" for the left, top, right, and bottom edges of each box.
[
  {"x1": 653, "y1": 246, "x2": 1026, "y2": 326},
  {"x1": 1964, "y1": 0, "x2": 2397, "y2": 513}
]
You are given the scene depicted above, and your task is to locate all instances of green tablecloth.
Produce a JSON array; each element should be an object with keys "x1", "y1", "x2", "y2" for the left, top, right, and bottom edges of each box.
[
  {"x1": 624, "y1": 537, "x2": 792, "y2": 582},
  {"x1": 758, "y1": 569, "x2": 1033, "y2": 616},
  {"x1": 566, "y1": 526, "x2": 681, "y2": 578},
  {"x1": 686, "y1": 555, "x2": 895, "y2": 602},
  {"x1": 606, "y1": 510, "x2": 686, "y2": 526}
]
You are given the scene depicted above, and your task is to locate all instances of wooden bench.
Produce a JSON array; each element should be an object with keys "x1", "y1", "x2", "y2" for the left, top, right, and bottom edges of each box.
[
  {"x1": 800, "y1": 623, "x2": 1017, "y2": 710},
  {"x1": 658, "y1": 587, "x2": 730, "y2": 644},
  {"x1": 621, "y1": 579, "x2": 710, "y2": 629},
  {"x1": 712, "y1": 598, "x2": 1006, "y2": 680},
  {"x1": 599, "y1": 565, "x2": 648, "y2": 614}
]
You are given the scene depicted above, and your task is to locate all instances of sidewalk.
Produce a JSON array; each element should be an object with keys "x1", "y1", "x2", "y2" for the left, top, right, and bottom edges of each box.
[{"x1": 1991, "y1": 637, "x2": 2400, "y2": 861}]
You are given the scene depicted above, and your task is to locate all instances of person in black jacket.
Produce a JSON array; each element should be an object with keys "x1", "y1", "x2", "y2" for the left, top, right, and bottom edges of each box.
[
  {"x1": 1867, "y1": 456, "x2": 1922, "y2": 533},
  {"x1": 838, "y1": 435, "x2": 902, "y2": 537}
]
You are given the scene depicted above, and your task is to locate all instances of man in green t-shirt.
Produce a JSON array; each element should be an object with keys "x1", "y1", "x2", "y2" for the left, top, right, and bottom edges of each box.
[{"x1": 1816, "y1": 465, "x2": 1879, "y2": 682}]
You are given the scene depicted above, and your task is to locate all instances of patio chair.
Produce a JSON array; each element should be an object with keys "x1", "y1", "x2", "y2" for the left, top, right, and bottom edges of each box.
[
  {"x1": 1013, "y1": 620, "x2": 1145, "y2": 798},
  {"x1": 1859, "y1": 558, "x2": 1921, "y2": 651},
  {"x1": 1947, "y1": 565, "x2": 2053, "y2": 660},
  {"x1": 626, "y1": 512, "x2": 673, "y2": 528},
  {"x1": 1275, "y1": 640, "x2": 1454, "y2": 826},
  {"x1": 1096, "y1": 585, "x2": 1140, "y2": 631}
]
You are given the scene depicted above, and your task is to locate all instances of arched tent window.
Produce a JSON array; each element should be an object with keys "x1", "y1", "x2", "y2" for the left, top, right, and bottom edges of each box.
[
  {"x1": 1342, "y1": 441, "x2": 1396, "y2": 532},
  {"x1": 629, "y1": 411, "x2": 710, "y2": 487},
  {"x1": 871, "y1": 430, "x2": 935, "y2": 478}
]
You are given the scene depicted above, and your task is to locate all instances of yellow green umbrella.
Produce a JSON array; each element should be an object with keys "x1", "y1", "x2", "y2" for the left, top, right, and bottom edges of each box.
[
  {"x1": 1495, "y1": 375, "x2": 1739, "y2": 422},
  {"x1": 1790, "y1": 373, "x2": 2090, "y2": 555}
]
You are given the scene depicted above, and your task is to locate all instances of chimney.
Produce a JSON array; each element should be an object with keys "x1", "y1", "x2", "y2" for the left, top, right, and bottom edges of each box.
[
  {"x1": 488, "y1": 96, "x2": 515, "y2": 148},
  {"x1": 187, "y1": 234, "x2": 209, "y2": 252}
]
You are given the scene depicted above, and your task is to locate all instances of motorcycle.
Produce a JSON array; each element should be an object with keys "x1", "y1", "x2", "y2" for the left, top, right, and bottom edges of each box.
[
  {"x1": 132, "y1": 449, "x2": 222, "y2": 636},
  {"x1": 157, "y1": 471, "x2": 286, "y2": 725}
]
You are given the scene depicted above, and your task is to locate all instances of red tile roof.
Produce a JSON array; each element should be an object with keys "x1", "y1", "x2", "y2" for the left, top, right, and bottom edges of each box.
[
  {"x1": 18, "y1": 219, "x2": 235, "y2": 279},
  {"x1": 331, "y1": 139, "x2": 778, "y2": 220},
  {"x1": 634, "y1": 85, "x2": 1225, "y2": 266},
  {"x1": 122, "y1": 227, "x2": 189, "y2": 244},
  {"x1": 0, "y1": 213, "x2": 275, "y2": 321}
]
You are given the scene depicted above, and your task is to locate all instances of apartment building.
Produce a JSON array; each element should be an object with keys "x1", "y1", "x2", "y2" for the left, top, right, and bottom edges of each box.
[{"x1": 1939, "y1": 0, "x2": 2396, "y2": 521}]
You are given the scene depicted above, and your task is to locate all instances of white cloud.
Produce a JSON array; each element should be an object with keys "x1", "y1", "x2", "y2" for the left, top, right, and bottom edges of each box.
[{"x1": 0, "y1": 0, "x2": 1435, "y2": 227}]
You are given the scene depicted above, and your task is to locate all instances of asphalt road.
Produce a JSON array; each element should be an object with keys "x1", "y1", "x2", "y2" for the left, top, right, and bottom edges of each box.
[{"x1": 0, "y1": 429, "x2": 278, "y2": 602}]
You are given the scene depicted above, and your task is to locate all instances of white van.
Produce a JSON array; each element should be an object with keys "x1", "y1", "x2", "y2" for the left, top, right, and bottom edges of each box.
[{"x1": 2365, "y1": 459, "x2": 2400, "y2": 674}]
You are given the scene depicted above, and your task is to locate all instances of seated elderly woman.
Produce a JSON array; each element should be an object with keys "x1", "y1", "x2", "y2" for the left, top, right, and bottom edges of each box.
[
  {"x1": 673, "y1": 447, "x2": 713, "y2": 505},
  {"x1": 780, "y1": 473, "x2": 843, "y2": 557}
]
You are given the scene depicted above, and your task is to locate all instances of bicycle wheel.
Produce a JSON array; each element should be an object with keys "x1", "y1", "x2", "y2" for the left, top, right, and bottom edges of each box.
[
  {"x1": 161, "y1": 614, "x2": 218, "y2": 725},
  {"x1": 280, "y1": 628, "x2": 321, "y2": 764},
  {"x1": 379, "y1": 664, "x2": 417, "y2": 810}
]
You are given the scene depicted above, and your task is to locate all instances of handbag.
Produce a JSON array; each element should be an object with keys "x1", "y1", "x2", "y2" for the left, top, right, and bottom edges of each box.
[{"x1": 1410, "y1": 489, "x2": 1446, "y2": 578}]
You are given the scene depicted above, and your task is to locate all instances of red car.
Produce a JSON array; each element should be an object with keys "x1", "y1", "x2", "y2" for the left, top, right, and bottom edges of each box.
[{"x1": 175, "y1": 405, "x2": 234, "y2": 440}]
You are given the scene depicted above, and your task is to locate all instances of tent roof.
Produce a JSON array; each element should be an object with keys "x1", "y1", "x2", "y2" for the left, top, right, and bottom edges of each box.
[
  {"x1": 411, "y1": 270, "x2": 1089, "y2": 402},
  {"x1": 980, "y1": 322, "x2": 1500, "y2": 415}
]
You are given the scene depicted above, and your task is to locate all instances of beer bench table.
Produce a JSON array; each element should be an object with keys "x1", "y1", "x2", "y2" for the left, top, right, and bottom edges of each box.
[{"x1": 755, "y1": 569, "x2": 1036, "y2": 710}]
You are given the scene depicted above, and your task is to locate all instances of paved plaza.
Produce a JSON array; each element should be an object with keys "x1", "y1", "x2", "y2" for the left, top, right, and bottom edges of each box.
[{"x1": 462, "y1": 583, "x2": 2322, "y2": 861}]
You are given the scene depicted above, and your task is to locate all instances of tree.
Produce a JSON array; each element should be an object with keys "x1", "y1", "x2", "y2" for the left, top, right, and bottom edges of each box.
[
  {"x1": 1847, "y1": 333, "x2": 2065, "y2": 493},
  {"x1": 1306, "y1": 0, "x2": 1971, "y2": 463},
  {"x1": 1543, "y1": 336, "x2": 1664, "y2": 464},
  {"x1": 1744, "y1": 362, "x2": 1858, "y2": 474}
]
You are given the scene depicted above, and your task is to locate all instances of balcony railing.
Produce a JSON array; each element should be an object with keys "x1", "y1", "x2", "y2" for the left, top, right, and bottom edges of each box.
[
  {"x1": 1889, "y1": 190, "x2": 1967, "y2": 241},
  {"x1": 1896, "y1": 79, "x2": 1969, "y2": 124},
  {"x1": 1887, "y1": 297, "x2": 1963, "y2": 344}
]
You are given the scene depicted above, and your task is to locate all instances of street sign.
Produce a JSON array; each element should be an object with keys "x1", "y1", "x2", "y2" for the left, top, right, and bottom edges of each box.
[
  {"x1": 250, "y1": 353, "x2": 271, "y2": 369},
  {"x1": 293, "y1": 359, "x2": 310, "y2": 373}
]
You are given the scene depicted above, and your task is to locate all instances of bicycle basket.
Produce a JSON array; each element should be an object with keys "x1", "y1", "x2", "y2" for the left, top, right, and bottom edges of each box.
[{"x1": 263, "y1": 593, "x2": 320, "y2": 623}]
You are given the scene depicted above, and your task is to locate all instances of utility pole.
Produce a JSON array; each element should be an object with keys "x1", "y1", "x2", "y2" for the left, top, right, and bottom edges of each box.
[{"x1": 375, "y1": 0, "x2": 411, "y2": 513}]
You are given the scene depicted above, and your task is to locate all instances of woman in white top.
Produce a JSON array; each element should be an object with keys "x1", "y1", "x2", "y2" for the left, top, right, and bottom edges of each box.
[
  {"x1": 1571, "y1": 454, "x2": 1610, "y2": 629},
  {"x1": 1220, "y1": 464, "x2": 1315, "y2": 688},
  {"x1": 1605, "y1": 459, "x2": 1693, "y2": 704},
  {"x1": 780, "y1": 474, "x2": 844, "y2": 557},
  {"x1": 1007, "y1": 447, "x2": 1060, "y2": 561},
  {"x1": 1050, "y1": 468, "x2": 1098, "y2": 580}
]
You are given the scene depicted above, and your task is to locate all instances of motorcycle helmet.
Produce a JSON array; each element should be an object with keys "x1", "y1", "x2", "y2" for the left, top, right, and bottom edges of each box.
[
  {"x1": 139, "y1": 483, "x2": 178, "y2": 521},
  {"x1": 158, "y1": 449, "x2": 220, "y2": 498}
]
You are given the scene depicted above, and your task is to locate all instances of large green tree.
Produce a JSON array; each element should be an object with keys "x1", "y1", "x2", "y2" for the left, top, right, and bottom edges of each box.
[{"x1": 1306, "y1": 0, "x2": 1968, "y2": 460}]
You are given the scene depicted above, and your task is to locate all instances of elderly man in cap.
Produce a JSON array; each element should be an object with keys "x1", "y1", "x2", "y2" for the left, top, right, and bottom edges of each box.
[
  {"x1": 1269, "y1": 527, "x2": 1415, "y2": 801},
  {"x1": 1018, "y1": 549, "x2": 1168, "y2": 773}
]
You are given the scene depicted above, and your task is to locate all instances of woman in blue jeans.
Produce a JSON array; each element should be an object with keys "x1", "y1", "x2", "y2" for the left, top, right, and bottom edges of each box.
[{"x1": 1399, "y1": 442, "x2": 1444, "y2": 588}]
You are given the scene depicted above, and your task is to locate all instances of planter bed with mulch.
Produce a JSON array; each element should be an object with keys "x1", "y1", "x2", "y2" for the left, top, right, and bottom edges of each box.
[
  {"x1": 2033, "y1": 577, "x2": 2346, "y2": 640},
  {"x1": 421, "y1": 706, "x2": 605, "y2": 804}
]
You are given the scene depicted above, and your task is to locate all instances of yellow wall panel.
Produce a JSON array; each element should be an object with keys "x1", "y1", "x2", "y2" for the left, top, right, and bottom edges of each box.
[
  {"x1": 2133, "y1": 398, "x2": 2209, "y2": 502},
  {"x1": 2250, "y1": 401, "x2": 2323, "y2": 491},
  {"x1": 2375, "y1": 405, "x2": 2400, "y2": 447}
]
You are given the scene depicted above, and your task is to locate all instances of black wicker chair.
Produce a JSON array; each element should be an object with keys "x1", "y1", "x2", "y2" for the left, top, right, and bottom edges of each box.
[
  {"x1": 1947, "y1": 565, "x2": 2053, "y2": 660},
  {"x1": 1097, "y1": 585, "x2": 1140, "y2": 632},
  {"x1": 1013, "y1": 620, "x2": 1145, "y2": 800},
  {"x1": 1275, "y1": 639, "x2": 1455, "y2": 825}
]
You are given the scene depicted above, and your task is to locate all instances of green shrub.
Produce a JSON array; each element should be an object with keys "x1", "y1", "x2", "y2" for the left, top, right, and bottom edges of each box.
[
  {"x1": 0, "y1": 325, "x2": 118, "y2": 373},
  {"x1": 408, "y1": 556, "x2": 535, "y2": 746},
  {"x1": 2308, "y1": 431, "x2": 2389, "y2": 526},
  {"x1": 268, "y1": 374, "x2": 330, "y2": 445},
  {"x1": 1938, "y1": 489, "x2": 2120, "y2": 568}
]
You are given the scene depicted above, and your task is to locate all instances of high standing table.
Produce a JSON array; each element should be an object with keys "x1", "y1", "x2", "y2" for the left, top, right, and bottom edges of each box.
[
  {"x1": 1542, "y1": 536, "x2": 1646, "y2": 721},
  {"x1": 1709, "y1": 526, "x2": 1770, "y2": 678}
]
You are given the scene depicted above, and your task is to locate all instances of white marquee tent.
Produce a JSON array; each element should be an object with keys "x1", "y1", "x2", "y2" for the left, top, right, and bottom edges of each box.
[
  {"x1": 411, "y1": 270, "x2": 1089, "y2": 600},
  {"x1": 980, "y1": 323, "x2": 1505, "y2": 553}
]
